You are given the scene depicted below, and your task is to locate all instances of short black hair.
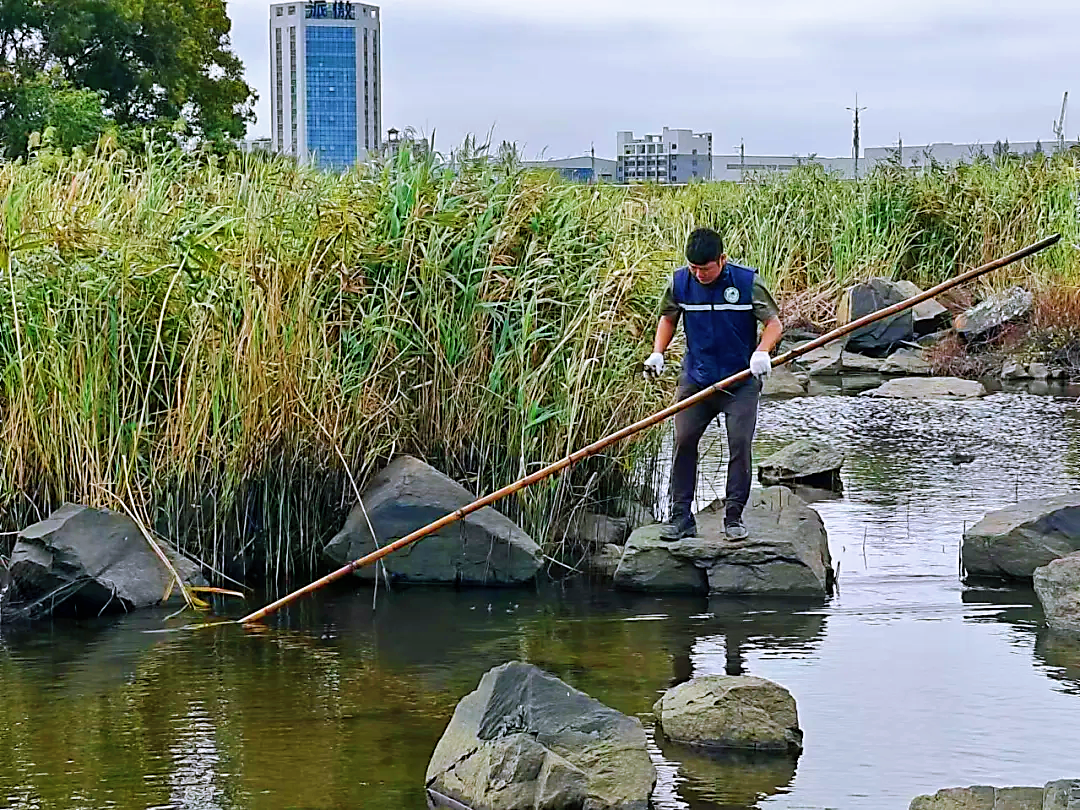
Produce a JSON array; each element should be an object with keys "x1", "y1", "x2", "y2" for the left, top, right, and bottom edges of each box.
[{"x1": 685, "y1": 228, "x2": 724, "y2": 266}]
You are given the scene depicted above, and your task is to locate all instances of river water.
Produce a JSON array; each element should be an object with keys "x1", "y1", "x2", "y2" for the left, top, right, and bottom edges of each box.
[{"x1": 2, "y1": 380, "x2": 1080, "y2": 810}]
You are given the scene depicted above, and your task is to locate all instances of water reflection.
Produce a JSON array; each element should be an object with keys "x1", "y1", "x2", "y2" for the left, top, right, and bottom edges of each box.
[{"x1": 2, "y1": 389, "x2": 1080, "y2": 810}]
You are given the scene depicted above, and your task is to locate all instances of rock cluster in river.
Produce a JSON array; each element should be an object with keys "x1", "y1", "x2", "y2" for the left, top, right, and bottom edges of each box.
[{"x1": 758, "y1": 439, "x2": 844, "y2": 492}]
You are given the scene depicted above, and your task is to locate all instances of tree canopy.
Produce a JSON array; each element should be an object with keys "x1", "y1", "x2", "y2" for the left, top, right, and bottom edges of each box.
[{"x1": 0, "y1": 0, "x2": 255, "y2": 156}]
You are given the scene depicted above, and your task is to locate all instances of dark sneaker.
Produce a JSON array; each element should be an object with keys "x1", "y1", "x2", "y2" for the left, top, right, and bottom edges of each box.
[
  {"x1": 724, "y1": 518, "x2": 749, "y2": 540},
  {"x1": 660, "y1": 512, "x2": 697, "y2": 541}
]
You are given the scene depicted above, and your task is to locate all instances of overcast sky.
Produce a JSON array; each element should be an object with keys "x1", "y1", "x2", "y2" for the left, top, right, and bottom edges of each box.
[{"x1": 226, "y1": 0, "x2": 1078, "y2": 159}]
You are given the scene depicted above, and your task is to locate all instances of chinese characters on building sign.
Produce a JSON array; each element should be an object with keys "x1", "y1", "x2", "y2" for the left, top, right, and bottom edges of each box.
[{"x1": 305, "y1": 1, "x2": 356, "y2": 19}]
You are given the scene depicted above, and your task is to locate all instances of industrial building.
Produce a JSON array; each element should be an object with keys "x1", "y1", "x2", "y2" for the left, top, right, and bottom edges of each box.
[{"x1": 616, "y1": 128, "x2": 713, "y2": 184}]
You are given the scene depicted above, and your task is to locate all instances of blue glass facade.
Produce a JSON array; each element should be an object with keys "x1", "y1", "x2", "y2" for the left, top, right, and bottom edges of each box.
[{"x1": 305, "y1": 26, "x2": 357, "y2": 168}]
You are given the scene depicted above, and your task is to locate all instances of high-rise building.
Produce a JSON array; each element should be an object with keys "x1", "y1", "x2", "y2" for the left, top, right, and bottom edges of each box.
[
  {"x1": 269, "y1": 1, "x2": 381, "y2": 168},
  {"x1": 616, "y1": 128, "x2": 713, "y2": 184}
]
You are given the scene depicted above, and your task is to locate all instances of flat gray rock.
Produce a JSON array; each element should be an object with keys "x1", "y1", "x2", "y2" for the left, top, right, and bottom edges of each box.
[
  {"x1": 426, "y1": 661, "x2": 656, "y2": 810},
  {"x1": 7, "y1": 504, "x2": 202, "y2": 620},
  {"x1": 1035, "y1": 553, "x2": 1080, "y2": 635},
  {"x1": 761, "y1": 368, "x2": 807, "y2": 396},
  {"x1": 909, "y1": 786, "x2": 1044, "y2": 810},
  {"x1": 614, "y1": 488, "x2": 833, "y2": 596},
  {"x1": 963, "y1": 493, "x2": 1080, "y2": 580},
  {"x1": 841, "y1": 351, "x2": 886, "y2": 372},
  {"x1": 882, "y1": 347, "x2": 932, "y2": 375},
  {"x1": 323, "y1": 456, "x2": 542, "y2": 585},
  {"x1": 861, "y1": 377, "x2": 987, "y2": 399},
  {"x1": 653, "y1": 675, "x2": 802, "y2": 753},
  {"x1": 758, "y1": 439, "x2": 844, "y2": 492}
]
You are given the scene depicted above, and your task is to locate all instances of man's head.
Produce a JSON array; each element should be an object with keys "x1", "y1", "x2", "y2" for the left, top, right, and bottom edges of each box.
[{"x1": 685, "y1": 228, "x2": 727, "y2": 284}]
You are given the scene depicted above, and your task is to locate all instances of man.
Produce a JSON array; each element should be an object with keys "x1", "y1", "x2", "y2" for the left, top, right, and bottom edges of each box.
[{"x1": 643, "y1": 228, "x2": 783, "y2": 540}]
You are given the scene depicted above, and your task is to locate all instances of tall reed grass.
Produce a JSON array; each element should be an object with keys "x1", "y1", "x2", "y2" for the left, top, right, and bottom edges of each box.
[{"x1": 0, "y1": 141, "x2": 1076, "y2": 583}]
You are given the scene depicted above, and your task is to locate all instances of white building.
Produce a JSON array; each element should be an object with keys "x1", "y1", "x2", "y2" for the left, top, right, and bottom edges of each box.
[
  {"x1": 712, "y1": 153, "x2": 857, "y2": 181},
  {"x1": 616, "y1": 128, "x2": 713, "y2": 184},
  {"x1": 269, "y1": 1, "x2": 382, "y2": 168}
]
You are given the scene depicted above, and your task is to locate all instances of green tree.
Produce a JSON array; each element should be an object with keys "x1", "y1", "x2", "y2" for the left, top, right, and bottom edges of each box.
[
  {"x1": 0, "y1": 0, "x2": 255, "y2": 155},
  {"x1": 0, "y1": 68, "x2": 110, "y2": 157}
]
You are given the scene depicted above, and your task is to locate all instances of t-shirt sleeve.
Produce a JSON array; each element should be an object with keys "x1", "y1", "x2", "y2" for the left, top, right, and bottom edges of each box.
[
  {"x1": 659, "y1": 282, "x2": 681, "y2": 321},
  {"x1": 752, "y1": 276, "x2": 780, "y2": 324}
]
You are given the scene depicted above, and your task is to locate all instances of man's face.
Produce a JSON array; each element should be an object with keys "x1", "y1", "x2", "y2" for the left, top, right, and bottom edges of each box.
[{"x1": 689, "y1": 255, "x2": 726, "y2": 285}]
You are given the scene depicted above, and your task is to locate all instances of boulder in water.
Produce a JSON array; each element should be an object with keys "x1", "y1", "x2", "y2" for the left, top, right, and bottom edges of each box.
[
  {"x1": 1034, "y1": 552, "x2": 1080, "y2": 635},
  {"x1": 955, "y1": 287, "x2": 1033, "y2": 343},
  {"x1": 7, "y1": 503, "x2": 202, "y2": 619},
  {"x1": 837, "y1": 278, "x2": 916, "y2": 356},
  {"x1": 861, "y1": 378, "x2": 987, "y2": 399},
  {"x1": 963, "y1": 493, "x2": 1080, "y2": 580},
  {"x1": 561, "y1": 512, "x2": 630, "y2": 549},
  {"x1": 323, "y1": 456, "x2": 542, "y2": 586},
  {"x1": 614, "y1": 488, "x2": 833, "y2": 596},
  {"x1": 653, "y1": 675, "x2": 802, "y2": 753},
  {"x1": 425, "y1": 661, "x2": 656, "y2": 810},
  {"x1": 758, "y1": 439, "x2": 844, "y2": 492},
  {"x1": 588, "y1": 544, "x2": 625, "y2": 579}
]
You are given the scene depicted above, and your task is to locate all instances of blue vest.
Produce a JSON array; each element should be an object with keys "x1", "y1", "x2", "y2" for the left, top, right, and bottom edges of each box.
[{"x1": 672, "y1": 262, "x2": 757, "y2": 387}]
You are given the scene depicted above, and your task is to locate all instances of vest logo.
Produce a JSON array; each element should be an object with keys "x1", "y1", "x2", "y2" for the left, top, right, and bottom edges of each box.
[{"x1": 724, "y1": 286, "x2": 740, "y2": 304}]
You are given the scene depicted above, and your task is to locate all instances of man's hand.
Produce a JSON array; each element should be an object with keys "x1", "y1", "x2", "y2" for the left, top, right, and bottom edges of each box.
[
  {"x1": 750, "y1": 351, "x2": 772, "y2": 379},
  {"x1": 643, "y1": 352, "x2": 665, "y2": 380}
]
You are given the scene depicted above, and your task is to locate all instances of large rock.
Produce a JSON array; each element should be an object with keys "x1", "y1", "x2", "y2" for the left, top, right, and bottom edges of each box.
[
  {"x1": 1043, "y1": 780, "x2": 1080, "y2": 809},
  {"x1": 7, "y1": 503, "x2": 201, "y2": 619},
  {"x1": 895, "y1": 280, "x2": 951, "y2": 335},
  {"x1": 798, "y1": 343, "x2": 843, "y2": 376},
  {"x1": 955, "y1": 286, "x2": 1033, "y2": 343},
  {"x1": 908, "y1": 786, "x2": 1048, "y2": 810},
  {"x1": 837, "y1": 278, "x2": 916, "y2": 356},
  {"x1": 613, "y1": 488, "x2": 833, "y2": 596},
  {"x1": 962, "y1": 493, "x2": 1080, "y2": 580},
  {"x1": 561, "y1": 512, "x2": 630, "y2": 549},
  {"x1": 840, "y1": 351, "x2": 886, "y2": 373},
  {"x1": 881, "y1": 347, "x2": 932, "y2": 375},
  {"x1": 653, "y1": 675, "x2": 802, "y2": 753},
  {"x1": 589, "y1": 544, "x2": 625, "y2": 579},
  {"x1": 425, "y1": 661, "x2": 656, "y2": 810},
  {"x1": 861, "y1": 377, "x2": 987, "y2": 399},
  {"x1": 760, "y1": 367, "x2": 807, "y2": 396},
  {"x1": 323, "y1": 456, "x2": 542, "y2": 585},
  {"x1": 758, "y1": 439, "x2": 844, "y2": 492},
  {"x1": 1034, "y1": 553, "x2": 1080, "y2": 635}
]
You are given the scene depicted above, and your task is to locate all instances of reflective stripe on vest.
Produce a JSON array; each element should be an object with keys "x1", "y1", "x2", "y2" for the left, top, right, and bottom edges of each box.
[{"x1": 677, "y1": 302, "x2": 753, "y2": 312}]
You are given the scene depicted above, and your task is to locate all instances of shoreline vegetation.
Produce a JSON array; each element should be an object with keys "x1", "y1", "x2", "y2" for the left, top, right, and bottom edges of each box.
[{"x1": 0, "y1": 137, "x2": 1077, "y2": 585}]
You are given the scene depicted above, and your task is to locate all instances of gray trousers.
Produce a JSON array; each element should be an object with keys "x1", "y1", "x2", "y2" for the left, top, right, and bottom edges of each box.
[{"x1": 669, "y1": 374, "x2": 760, "y2": 520}]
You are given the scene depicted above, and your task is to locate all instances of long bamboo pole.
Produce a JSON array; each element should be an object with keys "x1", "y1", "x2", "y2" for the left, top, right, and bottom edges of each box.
[{"x1": 240, "y1": 234, "x2": 1061, "y2": 624}]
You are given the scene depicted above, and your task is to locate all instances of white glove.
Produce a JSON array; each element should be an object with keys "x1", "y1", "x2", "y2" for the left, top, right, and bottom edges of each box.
[
  {"x1": 750, "y1": 351, "x2": 773, "y2": 379},
  {"x1": 643, "y1": 352, "x2": 665, "y2": 380}
]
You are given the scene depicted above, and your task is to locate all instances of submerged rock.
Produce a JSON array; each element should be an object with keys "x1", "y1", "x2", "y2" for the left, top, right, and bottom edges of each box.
[
  {"x1": 963, "y1": 493, "x2": 1080, "y2": 580},
  {"x1": 425, "y1": 661, "x2": 656, "y2": 810},
  {"x1": 7, "y1": 504, "x2": 202, "y2": 620},
  {"x1": 758, "y1": 439, "x2": 844, "y2": 492},
  {"x1": 613, "y1": 488, "x2": 833, "y2": 596},
  {"x1": 323, "y1": 456, "x2": 542, "y2": 586},
  {"x1": 861, "y1": 377, "x2": 987, "y2": 399},
  {"x1": 1034, "y1": 553, "x2": 1080, "y2": 635},
  {"x1": 653, "y1": 675, "x2": 802, "y2": 753}
]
